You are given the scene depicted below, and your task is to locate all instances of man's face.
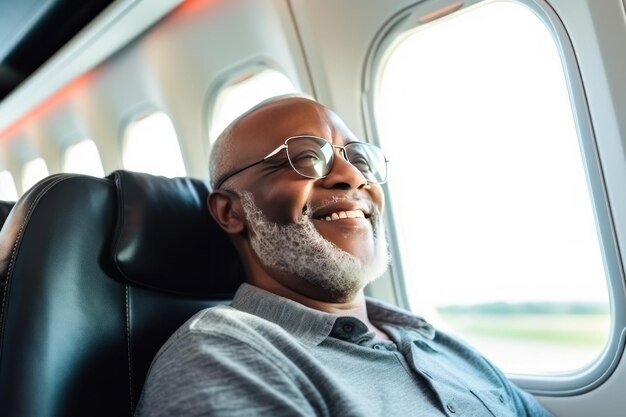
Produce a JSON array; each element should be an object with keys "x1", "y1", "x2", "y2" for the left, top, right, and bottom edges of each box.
[
  {"x1": 225, "y1": 98, "x2": 387, "y2": 300},
  {"x1": 237, "y1": 190, "x2": 388, "y2": 301}
]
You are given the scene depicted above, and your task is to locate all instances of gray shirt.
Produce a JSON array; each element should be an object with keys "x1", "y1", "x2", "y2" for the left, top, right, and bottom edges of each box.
[{"x1": 135, "y1": 283, "x2": 552, "y2": 416}]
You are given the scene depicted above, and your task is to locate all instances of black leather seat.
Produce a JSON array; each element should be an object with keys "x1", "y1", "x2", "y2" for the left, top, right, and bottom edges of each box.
[
  {"x1": 0, "y1": 200, "x2": 13, "y2": 230},
  {"x1": 0, "y1": 170, "x2": 245, "y2": 417}
]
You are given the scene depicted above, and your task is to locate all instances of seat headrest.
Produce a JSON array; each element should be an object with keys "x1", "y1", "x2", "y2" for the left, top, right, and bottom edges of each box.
[{"x1": 108, "y1": 170, "x2": 245, "y2": 297}]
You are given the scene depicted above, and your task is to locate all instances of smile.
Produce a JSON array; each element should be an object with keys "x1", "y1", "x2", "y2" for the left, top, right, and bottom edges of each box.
[{"x1": 318, "y1": 210, "x2": 366, "y2": 221}]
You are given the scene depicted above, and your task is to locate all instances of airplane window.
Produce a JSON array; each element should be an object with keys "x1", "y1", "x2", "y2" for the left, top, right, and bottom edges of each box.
[
  {"x1": 63, "y1": 139, "x2": 105, "y2": 177},
  {"x1": 209, "y1": 69, "x2": 298, "y2": 142},
  {"x1": 122, "y1": 112, "x2": 186, "y2": 177},
  {"x1": 0, "y1": 170, "x2": 18, "y2": 201},
  {"x1": 21, "y1": 158, "x2": 50, "y2": 193},
  {"x1": 375, "y1": 1, "x2": 610, "y2": 374}
]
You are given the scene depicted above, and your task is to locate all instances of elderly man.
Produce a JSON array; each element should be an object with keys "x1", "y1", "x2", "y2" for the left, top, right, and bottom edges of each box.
[{"x1": 135, "y1": 96, "x2": 552, "y2": 416}]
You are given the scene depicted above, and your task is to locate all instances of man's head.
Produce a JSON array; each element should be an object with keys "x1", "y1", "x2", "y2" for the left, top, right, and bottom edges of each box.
[{"x1": 207, "y1": 96, "x2": 389, "y2": 303}]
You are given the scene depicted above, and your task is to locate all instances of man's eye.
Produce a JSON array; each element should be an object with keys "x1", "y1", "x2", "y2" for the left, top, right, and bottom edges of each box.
[
  {"x1": 292, "y1": 151, "x2": 321, "y2": 166},
  {"x1": 350, "y1": 155, "x2": 371, "y2": 172}
]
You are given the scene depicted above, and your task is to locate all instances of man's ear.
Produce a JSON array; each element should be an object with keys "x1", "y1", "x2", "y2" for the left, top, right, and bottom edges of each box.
[{"x1": 207, "y1": 190, "x2": 245, "y2": 234}]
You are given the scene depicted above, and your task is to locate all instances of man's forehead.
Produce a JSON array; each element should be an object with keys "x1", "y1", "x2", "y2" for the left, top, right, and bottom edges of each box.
[{"x1": 235, "y1": 99, "x2": 354, "y2": 146}]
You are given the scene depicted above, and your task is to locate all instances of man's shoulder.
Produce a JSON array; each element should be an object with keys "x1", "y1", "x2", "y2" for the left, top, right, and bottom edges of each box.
[
  {"x1": 174, "y1": 305, "x2": 278, "y2": 337},
  {"x1": 188, "y1": 304, "x2": 257, "y2": 330},
  {"x1": 162, "y1": 304, "x2": 296, "y2": 353}
]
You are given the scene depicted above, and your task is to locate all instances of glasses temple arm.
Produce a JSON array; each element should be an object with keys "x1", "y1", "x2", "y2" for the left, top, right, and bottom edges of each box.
[{"x1": 263, "y1": 144, "x2": 287, "y2": 159}]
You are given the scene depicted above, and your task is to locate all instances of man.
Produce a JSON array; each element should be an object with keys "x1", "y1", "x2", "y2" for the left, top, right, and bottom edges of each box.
[{"x1": 135, "y1": 96, "x2": 553, "y2": 416}]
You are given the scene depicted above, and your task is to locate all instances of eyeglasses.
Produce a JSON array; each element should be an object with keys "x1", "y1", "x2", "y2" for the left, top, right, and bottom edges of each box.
[{"x1": 214, "y1": 135, "x2": 388, "y2": 189}]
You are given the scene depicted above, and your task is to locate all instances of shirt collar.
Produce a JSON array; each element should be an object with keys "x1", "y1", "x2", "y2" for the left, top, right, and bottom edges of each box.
[
  {"x1": 231, "y1": 283, "x2": 436, "y2": 345},
  {"x1": 366, "y1": 297, "x2": 436, "y2": 340},
  {"x1": 231, "y1": 283, "x2": 337, "y2": 346}
]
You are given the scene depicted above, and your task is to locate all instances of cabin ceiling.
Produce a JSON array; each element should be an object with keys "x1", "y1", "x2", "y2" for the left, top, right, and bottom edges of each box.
[{"x1": 0, "y1": 0, "x2": 114, "y2": 103}]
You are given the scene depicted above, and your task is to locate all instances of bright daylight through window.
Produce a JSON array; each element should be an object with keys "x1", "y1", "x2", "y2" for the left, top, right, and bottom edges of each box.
[
  {"x1": 63, "y1": 139, "x2": 105, "y2": 177},
  {"x1": 123, "y1": 112, "x2": 186, "y2": 177},
  {"x1": 21, "y1": 158, "x2": 50, "y2": 194},
  {"x1": 0, "y1": 170, "x2": 18, "y2": 201},
  {"x1": 375, "y1": 1, "x2": 610, "y2": 374},
  {"x1": 209, "y1": 68, "x2": 298, "y2": 143}
]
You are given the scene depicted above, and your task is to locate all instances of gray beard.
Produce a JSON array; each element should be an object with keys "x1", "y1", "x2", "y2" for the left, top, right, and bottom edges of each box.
[{"x1": 238, "y1": 191, "x2": 389, "y2": 299}]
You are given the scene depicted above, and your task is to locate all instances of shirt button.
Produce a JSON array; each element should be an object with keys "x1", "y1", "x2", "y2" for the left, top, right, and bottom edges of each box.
[
  {"x1": 373, "y1": 344, "x2": 383, "y2": 350},
  {"x1": 498, "y1": 394, "x2": 505, "y2": 403},
  {"x1": 342, "y1": 323, "x2": 354, "y2": 333},
  {"x1": 446, "y1": 403, "x2": 456, "y2": 414}
]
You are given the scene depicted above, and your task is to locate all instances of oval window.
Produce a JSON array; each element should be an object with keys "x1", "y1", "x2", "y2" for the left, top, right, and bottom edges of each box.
[
  {"x1": 374, "y1": 1, "x2": 610, "y2": 374},
  {"x1": 122, "y1": 112, "x2": 186, "y2": 177}
]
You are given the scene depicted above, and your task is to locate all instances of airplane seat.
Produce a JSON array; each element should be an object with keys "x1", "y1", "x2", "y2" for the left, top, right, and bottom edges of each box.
[
  {"x1": 0, "y1": 200, "x2": 14, "y2": 230},
  {"x1": 0, "y1": 170, "x2": 245, "y2": 417}
]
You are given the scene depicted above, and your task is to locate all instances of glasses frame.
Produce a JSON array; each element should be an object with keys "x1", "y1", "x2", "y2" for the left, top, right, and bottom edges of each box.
[{"x1": 214, "y1": 135, "x2": 388, "y2": 190}]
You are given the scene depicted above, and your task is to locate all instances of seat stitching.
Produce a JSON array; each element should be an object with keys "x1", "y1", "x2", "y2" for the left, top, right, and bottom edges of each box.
[{"x1": 126, "y1": 284, "x2": 133, "y2": 416}]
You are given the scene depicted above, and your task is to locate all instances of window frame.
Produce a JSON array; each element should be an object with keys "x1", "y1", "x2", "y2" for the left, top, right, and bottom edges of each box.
[{"x1": 363, "y1": 0, "x2": 625, "y2": 396}]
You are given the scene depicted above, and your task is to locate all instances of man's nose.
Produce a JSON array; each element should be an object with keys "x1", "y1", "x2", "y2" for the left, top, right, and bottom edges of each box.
[{"x1": 320, "y1": 148, "x2": 368, "y2": 190}]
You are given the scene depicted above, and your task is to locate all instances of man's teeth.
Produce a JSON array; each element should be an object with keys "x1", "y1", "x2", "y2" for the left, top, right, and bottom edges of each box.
[{"x1": 321, "y1": 210, "x2": 365, "y2": 221}]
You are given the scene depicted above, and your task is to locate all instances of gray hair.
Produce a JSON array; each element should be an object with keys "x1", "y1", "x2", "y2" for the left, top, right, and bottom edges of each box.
[{"x1": 208, "y1": 123, "x2": 236, "y2": 190}]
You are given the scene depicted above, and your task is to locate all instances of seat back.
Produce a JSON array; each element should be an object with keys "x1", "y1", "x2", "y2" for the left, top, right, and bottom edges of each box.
[
  {"x1": 0, "y1": 200, "x2": 13, "y2": 230},
  {"x1": 0, "y1": 171, "x2": 245, "y2": 417}
]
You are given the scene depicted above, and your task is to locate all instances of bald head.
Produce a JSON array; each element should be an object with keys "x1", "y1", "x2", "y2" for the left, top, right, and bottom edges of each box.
[{"x1": 209, "y1": 95, "x2": 333, "y2": 190}]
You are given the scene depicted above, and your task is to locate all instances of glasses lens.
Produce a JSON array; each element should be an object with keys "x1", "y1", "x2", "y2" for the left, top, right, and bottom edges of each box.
[
  {"x1": 345, "y1": 143, "x2": 388, "y2": 184},
  {"x1": 286, "y1": 136, "x2": 334, "y2": 179}
]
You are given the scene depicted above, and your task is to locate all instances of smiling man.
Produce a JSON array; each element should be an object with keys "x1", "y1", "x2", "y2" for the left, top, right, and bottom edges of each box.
[{"x1": 135, "y1": 96, "x2": 552, "y2": 417}]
